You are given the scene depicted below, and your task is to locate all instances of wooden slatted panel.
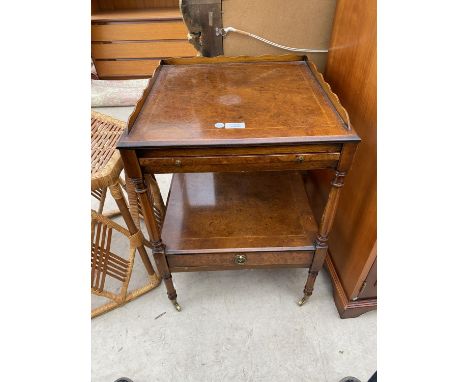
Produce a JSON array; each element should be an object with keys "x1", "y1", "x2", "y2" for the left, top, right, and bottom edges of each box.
[
  {"x1": 92, "y1": 22, "x2": 188, "y2": 41},
  {"x1": 91, "y1": 218, "x2": 131, "y2": 291},
  {"x1": 91, "y1": 246, "x2": 131, "y2": 284},
  {"x1": 92, "y1": 41, "x2": 196, "y2": 59},
  {"x1": 91, "y1": 188, "x2": 103, "y2": 200},
  {"x1": 91, "y1": 7, "x2": 182, "y2": 22},
  {"x1": 95, "y1": 0, "x2": 179, "y2": 10},
  {"x1": 95, "y1": 59, "x2": 159, "y2": 77}
]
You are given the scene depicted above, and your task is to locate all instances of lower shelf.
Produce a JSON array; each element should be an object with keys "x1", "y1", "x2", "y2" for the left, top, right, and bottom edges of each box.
[{"x1": 161, "y1": 171, "x2": 318, "y2": 270}]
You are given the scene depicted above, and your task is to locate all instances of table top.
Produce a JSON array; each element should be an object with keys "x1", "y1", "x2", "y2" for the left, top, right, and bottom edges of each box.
[{"x1": 118, "y1": 55, "x2": 359, "y2": 149}]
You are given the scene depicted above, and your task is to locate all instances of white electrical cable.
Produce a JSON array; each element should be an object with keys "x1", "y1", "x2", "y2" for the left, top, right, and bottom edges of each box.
[{"x1": 219, "y1": 27, "x2": 328, "y2": 53}]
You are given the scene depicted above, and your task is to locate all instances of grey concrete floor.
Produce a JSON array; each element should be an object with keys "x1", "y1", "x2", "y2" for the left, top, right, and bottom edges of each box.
[{"x1": 92, "y1": 107, "x2": 376, "y2": 382}]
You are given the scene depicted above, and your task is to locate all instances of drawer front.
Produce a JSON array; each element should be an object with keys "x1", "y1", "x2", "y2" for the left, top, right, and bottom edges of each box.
[
  {"x1": 167, "y1": 251, "x2": 314, "y2": 271},
  {"x1": 92, "y1": 41, "x2": 197, "y2": 59},
  {"x1": 91, "y1": 22, "x2": 188, "y2": 41},
  {"x1": 95, "y1": 59, "x2": 159, "y2": 78},
  {"x1": 138, "y1": 144, "x2": 341, "y2": 157},
  {"x1": 139, "y1": 152, "x2": 341, "y2": 173}
]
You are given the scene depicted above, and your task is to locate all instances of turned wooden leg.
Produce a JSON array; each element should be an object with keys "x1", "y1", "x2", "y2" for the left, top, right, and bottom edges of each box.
[
  {"x1": 151, "y1": 238, "x2": 181, "y2": 312},
  {"x1": 130, "y1": 177, "x2": 180, "y2": 311},
  {"x1": 299, "y1": 236, "x2": 327, "y2": 306},
  {"x1": 97, "y1": 187, "x2": 107, "y2": 214},
  {"x1": 108, "y1": 182, "x2": 158, "y2": 282},
  {"x1": 120, "y1": 150, "x2": 180, "y2": 310},
  {"x1": 299, "y1": 144, "x2": 356, "y2": 306},
  {"x1": 123, "y1": 152, "x2": 180, "y2": 311}
]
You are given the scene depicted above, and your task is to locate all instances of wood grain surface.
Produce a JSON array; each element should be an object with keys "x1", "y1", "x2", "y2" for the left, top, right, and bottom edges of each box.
[
  {"x1": 161, "y1": 171, "x2": 318, "y2": 254},
  {"x1": 324, "y1": 0, "x2": 377, "y2": 301},
  {"x1": 91, "y1": 7, "x2": 182, "y2": 22},
  {"x1": 92, "y1": 22, "x2": 188, "y2": 41},
  {"x1": 92, "y1": 41, "x2": 196, "y2": 59},
  {"x1": 120, "y1": 58, "x2": 359, "y2": 148},
  {"x1": 94, "y1": 59, "x2": 160, "y2": 77}
]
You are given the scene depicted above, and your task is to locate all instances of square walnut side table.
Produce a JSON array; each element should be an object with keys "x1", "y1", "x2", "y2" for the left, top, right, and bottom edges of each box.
[{"x1": 117, "y1": 55, "x2": 360, "y2": 311}]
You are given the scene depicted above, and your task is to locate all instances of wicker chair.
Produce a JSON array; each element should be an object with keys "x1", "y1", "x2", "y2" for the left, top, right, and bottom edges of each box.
[
  {"x1": 91, "y1": 111, "x2": 166, "y2": 231},
  {"x1": 91, "y1": 210, "x2": 159, "y2": 317},
  {"x1": 91, "y1": 111, "x2": 127, "y2": 217},
  {"x1": 91, "y1": 111, "x2": 163, "y2": 317}
]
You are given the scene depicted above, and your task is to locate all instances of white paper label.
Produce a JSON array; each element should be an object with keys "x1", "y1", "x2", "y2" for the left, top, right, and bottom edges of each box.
[{"x1": 224, "y1": 122, "x2": 245, "y2": 129}]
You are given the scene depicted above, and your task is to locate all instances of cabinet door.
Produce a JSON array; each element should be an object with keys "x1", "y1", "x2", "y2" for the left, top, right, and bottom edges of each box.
[{"x1": 358, "y1": 258, "x2": 377, "y2": 299}]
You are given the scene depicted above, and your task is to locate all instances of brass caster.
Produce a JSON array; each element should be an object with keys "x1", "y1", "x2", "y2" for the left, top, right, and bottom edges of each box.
[
  {"x1": 298, "y1": 296, "x2": 309, "y2": 306},
  {"x1": 172, "y1": 300, "x2": 182, "y2": 312}
]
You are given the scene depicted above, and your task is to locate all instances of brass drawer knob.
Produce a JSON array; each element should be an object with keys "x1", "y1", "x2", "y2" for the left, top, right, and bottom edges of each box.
[
  {"x1": 234, "y1": 254, "x2": 247, "y2": 265},
  {"x1": 296, "y1": 155, "x2": 305, "y2": 163},
  {"x1": 175, "y1": 159, "x2": 182, "y2": 166}
]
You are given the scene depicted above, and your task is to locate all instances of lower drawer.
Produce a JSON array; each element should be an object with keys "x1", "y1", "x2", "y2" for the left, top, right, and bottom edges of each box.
[{"x1": 167, "y1": 251, "x2": 314, "y2": 272}]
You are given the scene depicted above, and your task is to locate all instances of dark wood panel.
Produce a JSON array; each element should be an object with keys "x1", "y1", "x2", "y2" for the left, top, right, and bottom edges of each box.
[
  {"x1": 141, "y1": 161, "x2": 339, "y2": 174},
  {"x1": 136, "y1": 144, "x2": 342, "y2": 158},
  {"x1": 91, "y1": 0, "x2": 100, "y2": 13},
  {"x1": 326, "y1": 255, "x2": 377, "y2": 318},
  {"x1": 141, "y1": 160, "x2": 339, "y2": 174},
  {"x1": 322, "y1": 0, "x2": 377, "y2": 299},
  {"x1": 167, "y1": 251, "x2": 314, "y2": 269},
  {"x1": 171, "y1": 263, "x2": 312, "y2": 272},
  {"x1": 358, "y1": 257, "x2": 377, "y2": 299},
  {"x1": 139, "y1": 153, "x2": 340, "y2": 174}
]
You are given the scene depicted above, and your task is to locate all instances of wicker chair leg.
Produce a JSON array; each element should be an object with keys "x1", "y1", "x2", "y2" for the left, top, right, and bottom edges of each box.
[
  {"x1": 92, "y1": 299, "x2": 121, "y2": 318},
  {"x1": 103, "y1": 209, "x2": 122, "y2": 219},
  {"x1": 109, "y1": 181, "x2": 160, "y2": 280},
  {"x1": 91, "y1": 276, "x2": 160, "y2": 318},
  {"x1": 91, "y1": 211, "x2": 162, "y2": 319},
  {"x1": 93, "y1": 187, "x2": 121, "y2": 219},
  {"x1": 97, "y1": 187, "x2": 107, "y2": 214},
  {"x1": 101, "y1": 175, "x2": 130, "y2": 220},
  {"x1": 126, "y1": 173, "x2": 141, "y2": 230},
  {"x1": 118, "y1": 175, "x2": 126, "y2": 189},
  {"x1": 126, "y1": 174, "x2": 153, "y2": 248}
]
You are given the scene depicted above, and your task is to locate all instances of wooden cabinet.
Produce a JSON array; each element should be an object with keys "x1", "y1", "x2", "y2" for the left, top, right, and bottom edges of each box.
[
  {"x1": 311, "y1": 0, "x2": 377, "y2": 318},
  {"x1": 91, "y1": 0, "x2": 197, "y2": 79}
]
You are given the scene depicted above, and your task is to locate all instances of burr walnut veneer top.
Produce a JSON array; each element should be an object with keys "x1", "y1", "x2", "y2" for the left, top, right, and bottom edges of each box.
[{"x1": 118, "y1": 59, "x2": 359, "y2": 148}]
